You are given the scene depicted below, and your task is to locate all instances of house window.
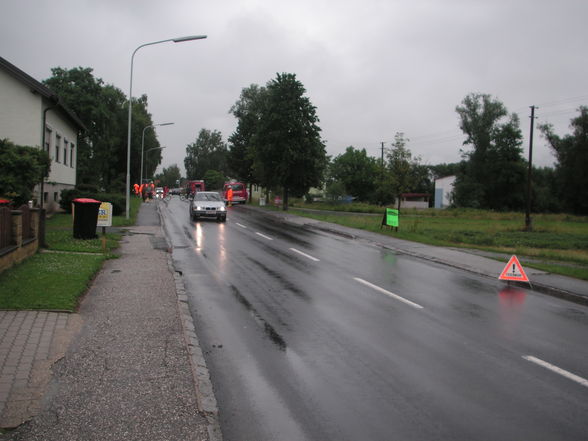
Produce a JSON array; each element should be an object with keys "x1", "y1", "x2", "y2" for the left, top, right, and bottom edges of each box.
[
  {"x1": 44, "y1": 127, "x2": 52, "y2": 153},
  {"x1": 63, "y1": 140, "x2": 68, "y2": 166},
  {"x1": 55, "y1": 135, "x2": 61, "y2": 162},
  {"x1": 70, "y1": 144, "x2": 74, "y2": 168},
  {"x1": 44, "y1": 192, "x2": 48, "y2": 203},
  {"x1": 53, "y1": 192, "x2": 58, "y2": 202}
]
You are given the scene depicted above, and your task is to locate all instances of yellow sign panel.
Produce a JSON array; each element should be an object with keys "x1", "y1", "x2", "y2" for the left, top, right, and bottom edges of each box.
[{"x1": 97, "y1": 202, "x2": 112, "y2": 227}]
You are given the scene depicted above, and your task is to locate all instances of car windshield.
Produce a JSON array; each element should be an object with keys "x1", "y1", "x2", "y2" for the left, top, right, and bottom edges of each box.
[{"x1": 195, "y1": 193, "x2": 221, "y2": 202}]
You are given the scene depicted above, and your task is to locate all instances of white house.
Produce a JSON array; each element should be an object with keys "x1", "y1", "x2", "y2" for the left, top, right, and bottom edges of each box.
[
  {"x1": 434, "y1": 175, "x2": 456, "y2": 209},
  {"x1": 0, "y1": 56, "x2": 84, "y2": 212}
]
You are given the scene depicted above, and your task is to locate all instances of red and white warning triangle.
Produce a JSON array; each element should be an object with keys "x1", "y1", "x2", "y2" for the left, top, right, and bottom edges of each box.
[{"x1": 499, "y1": 255, "x2": 530, "y2": 282}]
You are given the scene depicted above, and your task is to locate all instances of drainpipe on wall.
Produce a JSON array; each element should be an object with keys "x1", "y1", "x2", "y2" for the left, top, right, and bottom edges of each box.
[
  {"x1": 39, "y1": 99, "x2": 58, "y2": 248},
  {"x1": 40, "y1": 100, "x2": 58, "y2": 209}
]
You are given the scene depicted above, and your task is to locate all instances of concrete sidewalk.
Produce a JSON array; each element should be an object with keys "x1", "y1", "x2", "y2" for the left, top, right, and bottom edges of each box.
[{"x1": 0, "y1": 202, "x2": 220, "y2": 440}]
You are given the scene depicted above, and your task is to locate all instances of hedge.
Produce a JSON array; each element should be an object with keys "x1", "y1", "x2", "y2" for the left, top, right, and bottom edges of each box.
[{"x1": 60, "y1": 189, "x2": 125, "y2": 215}]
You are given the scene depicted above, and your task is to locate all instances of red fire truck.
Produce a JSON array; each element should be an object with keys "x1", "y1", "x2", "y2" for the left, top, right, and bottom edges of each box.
[
  {"x1": 223, "y1": 181, "x2": 248, "y2": 204},
  {"x1": 185, "y1": 180, "x2": 205, "y2": 197}
]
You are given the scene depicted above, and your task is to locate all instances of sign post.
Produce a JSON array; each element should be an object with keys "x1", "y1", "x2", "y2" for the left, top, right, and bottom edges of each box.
[
  {"x1": 97, "y1": 202, "x2": 112, "y2": 252},
  {"x1": 381, "y1": 208, "x2": 399, "y2": 231}
]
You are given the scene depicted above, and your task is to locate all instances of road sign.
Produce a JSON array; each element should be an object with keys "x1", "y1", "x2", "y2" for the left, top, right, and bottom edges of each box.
[
  {"x1": 499, "y1": 255, "x2": 530, "y2": 282},
  {"x1": 382, "y1": 208, "x2": 399, "y2": 228},
  {"x1": 97, "y1": 202, "x2": 112, "y2": 227}
]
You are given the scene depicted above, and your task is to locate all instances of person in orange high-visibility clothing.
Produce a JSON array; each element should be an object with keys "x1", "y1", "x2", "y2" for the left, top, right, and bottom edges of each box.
[
  {"x1": 133, "y1": 183, "x2": 140, "y2": 197},
  {"x1": 227, "y1": 187, "x2": 234, "y2": 206}
]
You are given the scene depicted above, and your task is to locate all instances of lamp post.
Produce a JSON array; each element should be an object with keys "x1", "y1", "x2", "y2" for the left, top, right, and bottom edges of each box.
[
  {"x1": 141, "y1": 122, "x2": 174, "y2": 185},
  {"x1": 125, "y1": 34, "x2": 207, "y2": 219},
  {"x1": 144, "y1": 146, "x2": 167, "y2": 181}
]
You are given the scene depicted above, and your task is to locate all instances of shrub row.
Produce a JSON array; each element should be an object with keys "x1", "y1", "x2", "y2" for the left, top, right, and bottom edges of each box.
[{"x1": 60, "y1": 188, "x2": 125, "y2": 215}]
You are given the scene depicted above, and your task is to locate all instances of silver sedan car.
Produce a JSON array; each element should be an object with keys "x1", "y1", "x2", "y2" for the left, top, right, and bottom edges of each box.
[{"x1": 189, "y1": 191, "x2": 227, "y2": 222}]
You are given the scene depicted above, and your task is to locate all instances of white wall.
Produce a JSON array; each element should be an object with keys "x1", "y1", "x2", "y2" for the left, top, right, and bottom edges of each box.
[
  {"x1": 434, "y1": 175, "x2": 456, "y2": 208},
  {"x1": 0, "y1": 68, "x2": 42, "y2": 147},
  {"x1": 0, "y1": 65, "x2": 78, "y2": 211}
]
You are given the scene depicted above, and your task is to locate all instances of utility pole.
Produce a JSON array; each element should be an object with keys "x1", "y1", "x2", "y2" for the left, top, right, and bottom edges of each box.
[
  {"x1": 525, "y1": 105, "x2": 537, "y2": 232},
  {"x1": 380, "y1": 142, "x2": 385, "y2": 206}
]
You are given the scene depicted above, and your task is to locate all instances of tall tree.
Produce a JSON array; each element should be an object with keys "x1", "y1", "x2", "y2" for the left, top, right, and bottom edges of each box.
[
  {"x1": 228, "y1": 84, "x2": 267, "y2": 188},
  {"x1": 387, "y1": 132, "x2": 422, "y2": 210},
  {"x1": 539, "y1": 106, "x2": 588, "y2": 214},
  {"x1": 454, "y1": 93, "x2": 526, "y2": 210},
  {"x1": 184, "y1": 129, "x2": 227, "y2": 179},
  {"x1": 0, "y1": 139, "x2": 51, "y2": 206},
  {"x1": 330, "y1": 146, "x2": 378, "y2": 202},
  {"x1": 253, "y1": 73, "x2": 327, "y2": 210},
  {"x1": 153, "y1": 164, "x2": 182, "y2": 188},
  {"x1": 43, "y1": 67, "x2": 158, "y2": 191}
]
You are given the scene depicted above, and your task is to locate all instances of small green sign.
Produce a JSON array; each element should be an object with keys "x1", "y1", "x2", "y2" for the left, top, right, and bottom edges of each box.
[{"x1": 384, "y1": 208, "x2": 399, "y2": 228}]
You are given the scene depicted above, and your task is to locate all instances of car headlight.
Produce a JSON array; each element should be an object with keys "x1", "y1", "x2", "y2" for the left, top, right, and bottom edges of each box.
[{"x1": 219, "y1": 206, "x2": 226, "y2": 211}]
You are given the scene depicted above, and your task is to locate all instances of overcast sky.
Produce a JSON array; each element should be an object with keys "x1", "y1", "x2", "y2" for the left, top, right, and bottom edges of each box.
[{"x1": 2, "y1": 0, "x2": 587, "y2": 176}]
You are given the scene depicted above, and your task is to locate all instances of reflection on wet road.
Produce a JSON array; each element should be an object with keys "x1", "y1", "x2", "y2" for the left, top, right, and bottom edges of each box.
[{"x1": 161, "y1": 200, "x2": 588, "y2": 441}]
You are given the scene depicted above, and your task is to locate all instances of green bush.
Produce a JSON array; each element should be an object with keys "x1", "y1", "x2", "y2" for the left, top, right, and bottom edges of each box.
[{"x1": 60, "y1": 189, "x2": 125, "y2": 215}]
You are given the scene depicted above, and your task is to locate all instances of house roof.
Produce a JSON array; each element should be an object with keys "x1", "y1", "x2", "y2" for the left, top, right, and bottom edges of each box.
[{"x1": 0, "y1": 56, "x2": 86, "y2": 131}]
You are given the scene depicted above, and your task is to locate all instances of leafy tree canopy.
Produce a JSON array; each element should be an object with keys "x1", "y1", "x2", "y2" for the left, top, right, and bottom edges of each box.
[
  {"x1": 203, "y1": 170, "x2": 226, "y2": 190},
  {"x1": 253, "y1": 73, "x2": 327, "y2": 210},
  {"x1": 539, "y1": 106, "x2": 588, "y2": 214},
  {"x1": 330, "y1": 146, "x2": 378, "y2": 202},
  {"x1": 454, "y1": 93, "x2": 525, "y2": 210},
  {"x1": 184, "y1": 129, "x2": 227, "y2": 179},
  {"x1": 153, "y1": 164, "x2": 182, "y2": 189},
  {"x1": 387, "y1": 132, "x2": 424, "y2": 209},
  {"x1": 43, "y1": 67, "x2": 158, "y2": 191},
  {"x1": 228, "y1": 84, "x2": 267, "y2": 184},
  {"x1": 0, "y1": 139, "x2": 50, "y2": 206}
]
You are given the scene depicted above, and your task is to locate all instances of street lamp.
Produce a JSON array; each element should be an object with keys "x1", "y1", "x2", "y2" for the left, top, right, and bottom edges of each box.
[
  {"x1": 144, "y1": 146, "x2": 167, "y2": 181},
  {"x1": 125, "y1": 34, "x2": 207, "y2": 219},
  {"x1": 141, "y1": 122, "x2": 174, "y2": 185}
]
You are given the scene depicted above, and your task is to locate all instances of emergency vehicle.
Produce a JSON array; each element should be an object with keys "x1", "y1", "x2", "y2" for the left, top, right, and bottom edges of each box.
[{"x1": 223, "y1": 181, "x2": 248, "y2": 204}]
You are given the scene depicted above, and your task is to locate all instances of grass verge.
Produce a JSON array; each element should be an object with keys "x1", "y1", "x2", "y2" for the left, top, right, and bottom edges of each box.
[
  {"x1": 0, "y1": 253, "x2": 108, "y2": 310},
  {"x1": 286, "y1": 203, "x2": 588, "y2": 281},
  {"x1": 0, "y1": 196, "x2": 141, "y2": 311}
]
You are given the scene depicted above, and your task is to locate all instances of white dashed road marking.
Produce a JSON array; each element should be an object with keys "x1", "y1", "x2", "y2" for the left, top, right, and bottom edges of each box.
[
  {"x1": 256, "y1": 232, "x2": 273, "y2": 241},
  {"x1": 353, "y1": 278, "x2": 424, "y2": 309},
  {"x1": 523, "y1": 355, "x2": 588, "y2": 388},
  {"x1": 289, "y1": 248, "x2": 320, "y2": 262}
]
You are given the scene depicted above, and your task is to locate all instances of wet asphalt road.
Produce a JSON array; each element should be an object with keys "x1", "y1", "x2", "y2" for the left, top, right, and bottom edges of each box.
[{"x1": 161, "y1": 198, "x2": 588, "y2": 441}]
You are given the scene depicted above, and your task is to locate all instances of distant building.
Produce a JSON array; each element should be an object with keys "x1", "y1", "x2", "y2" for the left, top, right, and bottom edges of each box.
[
  {"x1": 399, "y1": 193, "x2": 429, "y2": 209},
  {"x1": 0, "y1": 56, "x2": 84, "y2": 212},
  {"x1": 434, "y1": 175, "x2": 456, "y2": 208}
]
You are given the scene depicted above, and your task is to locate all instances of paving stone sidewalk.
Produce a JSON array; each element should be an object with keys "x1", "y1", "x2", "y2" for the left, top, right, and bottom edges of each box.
[
  {"x1": 0, "y1": 311, "x2": 81, "y2": 428},
  {"x1": 0, "y1": 217, "x2": 217, "y2": 440}
]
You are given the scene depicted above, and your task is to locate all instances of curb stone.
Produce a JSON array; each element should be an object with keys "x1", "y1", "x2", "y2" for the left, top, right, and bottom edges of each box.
[{"x1": 159, "y1": 206, "x2": 223, "y2": 441}]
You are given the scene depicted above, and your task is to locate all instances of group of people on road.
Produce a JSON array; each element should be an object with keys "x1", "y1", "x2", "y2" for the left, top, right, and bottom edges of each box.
[
  {"x1": 134, "y1": 182, "x2": 154, "y2": 202},
  {"x1": 133, "y1": 183, "x2": 169, "y2": 202}
]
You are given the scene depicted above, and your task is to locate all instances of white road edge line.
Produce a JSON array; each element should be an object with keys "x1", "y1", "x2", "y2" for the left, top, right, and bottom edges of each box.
[
  {"x1": 353, "y1": 278, "x2": 424, "y2": 309},
  {"x1": 289, "y1": 248, "x2": 320, "y2": 262},
  {"x1": 523, "y1": 355, "x2": 588, "y2": 388},
  {"x1": 236, "y1": 223, "x2": 247, "y2": 229},
  {"x1": 256, "y1": 232, "x2": 273, "y2": 241},
  {"x1": 353, "y1": 277, "x2": 423, "y2": 309}
]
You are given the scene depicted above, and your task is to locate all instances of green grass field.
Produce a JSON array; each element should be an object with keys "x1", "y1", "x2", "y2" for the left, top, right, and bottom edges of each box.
[{"x1": 0, "y1": 197, "x2": 141, "y2": 310}]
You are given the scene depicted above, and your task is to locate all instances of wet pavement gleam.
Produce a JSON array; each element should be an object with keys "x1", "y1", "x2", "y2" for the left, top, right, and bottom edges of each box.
[{"x1": 161, "y1": 199, "x2": 588, "y2": 441}]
